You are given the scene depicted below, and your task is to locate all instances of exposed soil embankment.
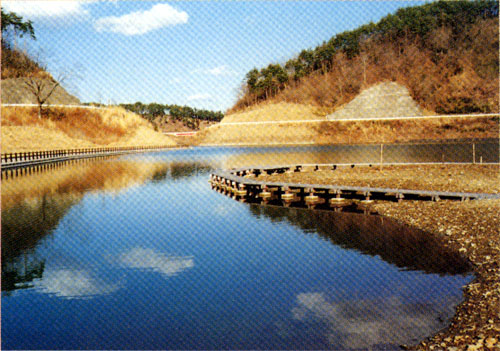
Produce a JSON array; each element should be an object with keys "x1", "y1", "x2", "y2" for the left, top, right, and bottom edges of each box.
[
  {"x1": 1, "y1": 78, "x2": 80, "y2": 105},
  {"x1": 258, "y1": 164, "x2": 500, "y2": 350}
]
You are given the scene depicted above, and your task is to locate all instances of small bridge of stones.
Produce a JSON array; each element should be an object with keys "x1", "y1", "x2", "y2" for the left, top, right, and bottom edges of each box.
[{"x1": 210, "y1": 164, "x2": 500, "y2": 212}]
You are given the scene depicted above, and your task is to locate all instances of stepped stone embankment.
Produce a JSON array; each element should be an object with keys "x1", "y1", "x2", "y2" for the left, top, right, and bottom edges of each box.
[{"x1": 327, "y1": 82, "x2": 423, "y2": 120}]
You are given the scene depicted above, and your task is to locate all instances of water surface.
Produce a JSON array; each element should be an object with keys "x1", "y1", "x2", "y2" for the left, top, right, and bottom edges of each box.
[{"x1": 2, "y1": 146, "x2": 476, "y2": 349}]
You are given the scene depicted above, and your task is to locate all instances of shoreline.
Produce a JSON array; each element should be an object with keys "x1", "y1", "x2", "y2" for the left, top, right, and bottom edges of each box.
[
  {"x1": 256, "y1": 164, "x2": 499, "y2": 350},
  {"x1": 374, "y1": 200, "x2": 499, "y2": 350}
]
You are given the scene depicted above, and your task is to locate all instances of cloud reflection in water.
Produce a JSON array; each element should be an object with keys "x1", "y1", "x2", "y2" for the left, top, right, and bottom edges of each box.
[
  {"x1": 33, "y1": 269, "x2": 120, "y2": 299},
  {"x1": 292, "y1": 292, "x2": 460, "y2": 349},
  {"x1": 117, "y1": 248, "x2": 194, "y2": 277}
]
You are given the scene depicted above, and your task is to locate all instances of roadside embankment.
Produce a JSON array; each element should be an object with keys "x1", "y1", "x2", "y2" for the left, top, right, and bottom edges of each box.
[
  {"x1": 198, "y1": 103, "x2": 499, "y2": 146},
  {"x1": 1, "y1": 106, "x2": 177, "y2": 152},
  {"x1": 258, "y1": 164, "x2": 499, "y2": 350}
]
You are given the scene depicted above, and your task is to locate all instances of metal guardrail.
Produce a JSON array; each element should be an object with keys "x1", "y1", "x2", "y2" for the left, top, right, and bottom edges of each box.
[{"x1": 1, "y1": 145, "x2": 174, "y2": 170}]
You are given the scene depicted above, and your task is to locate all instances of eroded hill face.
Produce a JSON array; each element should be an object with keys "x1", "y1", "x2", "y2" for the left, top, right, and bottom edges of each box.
[
  {"x1": 198, "y1": 92, "x2": 498, "y2": 146},
  {"x1": 1, "y1": 78, "x2": 80, "y2": 105}
]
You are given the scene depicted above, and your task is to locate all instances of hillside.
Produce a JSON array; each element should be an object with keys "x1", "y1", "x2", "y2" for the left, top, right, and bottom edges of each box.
[
  {"x1": 1, "y1": 11, "x2": 176, "y2": 152},
  {"x1": 1, "y1": 106, "x2": 177, "y2": 152},
  {"x1": 197, "y1": 101, "x2": 498, "y2": 146},
  {"x1": 231, "y1": 1, "x2": 499, "y2": 115},
  {"x1": 2, "y1": 78, "x2": 80, "y2": 105},
  {"x1": 221, "y1": 102, "x2": 325, "y2": 123}
]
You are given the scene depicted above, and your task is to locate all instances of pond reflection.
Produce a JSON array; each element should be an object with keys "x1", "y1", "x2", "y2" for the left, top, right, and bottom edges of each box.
[
  {"x1": 221, "y1": 140, "x2": 498, "y2": 168},
  {"x1": 249, "y1": 205, "x2": 471, "y2": 275},
  {"x1": 2, "y1": 147, "x2": 476, "y2": 350},
  {"x1": 2, "y1": 158, "x2": 209, "y2": 294},
  {"x1": 291, "y1": 291, "x2": 459, "y2": 349},
  {"x1": 32, "y1": 268, "x2": 121, "y2": 300}
]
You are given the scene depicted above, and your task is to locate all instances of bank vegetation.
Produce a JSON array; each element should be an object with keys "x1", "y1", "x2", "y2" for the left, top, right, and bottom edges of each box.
[
  {"x1": 1, "y1": 106, "x2": 177, "y2": 152},
  {"x1": 231, "y1": 1, "x2": 499, "y2": 115}
]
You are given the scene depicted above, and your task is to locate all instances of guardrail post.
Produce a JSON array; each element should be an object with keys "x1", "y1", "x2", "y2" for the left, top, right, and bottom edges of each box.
[{"x1": 380, "y1": 144, "x2": 384, "y2": 171}]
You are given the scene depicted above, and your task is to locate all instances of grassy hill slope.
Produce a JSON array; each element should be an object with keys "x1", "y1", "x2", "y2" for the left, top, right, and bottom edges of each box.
[
  {"x1": 1, "y1": 106, "x2": 177, "y2": 152},
  {"x1": 199, "y1": 1, "x2": 499, "y2": 146},
  {"x1": 231, "y1": 1, "x2": 498, "y2": 115},
  {"x1": 1, "y1": 30, "x2": 176, "y2": 152},
  {"x1": 2, "y1": 78, "x2": 80, "y2": 105},
  {"x1": 197, "y1": 102, "x2": 498, "y2": 146}
]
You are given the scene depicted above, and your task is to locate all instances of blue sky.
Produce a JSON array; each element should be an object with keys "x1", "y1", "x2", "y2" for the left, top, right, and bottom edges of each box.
[{"x1": 3, "y1": 1, "x2": 426, "y2": 111}]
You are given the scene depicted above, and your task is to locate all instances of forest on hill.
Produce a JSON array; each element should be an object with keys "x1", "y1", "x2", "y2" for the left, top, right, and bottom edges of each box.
[
  {"x1": 1, "y1": 10, "x2": 49, "y2": 80},
  {"x1": 120, "y1": 102, "x2": 224, "y2": 128},
  {"x1": 231, "y1": 0, "x2": 499, "y2": 115}
]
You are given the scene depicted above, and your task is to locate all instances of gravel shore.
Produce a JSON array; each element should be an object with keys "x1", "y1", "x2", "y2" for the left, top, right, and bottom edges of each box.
[{"x1": 259, "y1": 164, "x2": 499, "y2": 350}]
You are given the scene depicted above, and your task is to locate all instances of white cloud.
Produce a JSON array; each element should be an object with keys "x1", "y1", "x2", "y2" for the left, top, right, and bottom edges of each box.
[
  {"x1": 94, "y1": 3, "x2": 188, "y2": 35},
  {"x1": 2, "y1": 1, "x2": 91, "y2": 20},
  {"x1": 207, "y1": 65, "x2": 235, "y2": 76},
  {"x1": 187, "y1": 93, "x2": 212, "y2": 102},
  {"x1": 117, "y1": 248, "x2": 194, "y2": 277},
  {"x1": 33, "y1": 269, "x2": 119, "y2": 299},
  {"x1": 193, "y1": 65, "x2": 236, "y2": 77}
]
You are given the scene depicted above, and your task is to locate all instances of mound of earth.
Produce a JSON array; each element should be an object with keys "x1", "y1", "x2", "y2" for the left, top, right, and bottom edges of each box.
[
  {"x1": 1, "y1": 78, "x2": 80, "y2": 105},
  {"x1": 327, "y1": 82, "x2": 423, "y2": 120}
]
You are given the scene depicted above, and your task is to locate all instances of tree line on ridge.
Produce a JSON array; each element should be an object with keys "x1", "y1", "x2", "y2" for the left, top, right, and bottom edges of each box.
[{"x1": 233, "y1": 0, "x2": 499, "y2": 114}]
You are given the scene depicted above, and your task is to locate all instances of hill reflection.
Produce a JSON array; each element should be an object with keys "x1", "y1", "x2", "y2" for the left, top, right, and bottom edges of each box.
[
  {"x1": 2, "y1": 159, "x2": 210, "y2": 293},
  {"x1": 249, "y1": 205, "x2": 471, "y2": 276}
]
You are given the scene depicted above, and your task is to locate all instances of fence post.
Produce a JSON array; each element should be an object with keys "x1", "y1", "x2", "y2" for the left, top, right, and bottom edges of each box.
[
  {"x1": 472, "y1": 143, "x2": 476, "y2": 164},
  {"x1": 379, "y1": 144, "x2": 384, "y2": 171}
]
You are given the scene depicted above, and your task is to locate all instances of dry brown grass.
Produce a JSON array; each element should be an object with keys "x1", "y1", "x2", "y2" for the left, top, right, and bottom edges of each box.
[
  {"x1": 231, "y1": 18, "x2": 499, "y2": 115},
  {"x1": 1, "y1": 106, "x2": 177, "y2": 152},
  {"x1": 222, "y1": 102, "x2": 327, "y2": 123},
  {"x1": 199, "y1": 113, "x2": 499, "y2": 146}
]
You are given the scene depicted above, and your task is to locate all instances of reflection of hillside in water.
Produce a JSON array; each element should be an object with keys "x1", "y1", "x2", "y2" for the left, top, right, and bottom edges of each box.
[
  {"x1": 222, "y1": 145, "x2": 410, "y2": 169},
  {"x1": 2, "y1": 159, "x2": 208, "y2": 293},
  {"x1": 222, "y1": 142, "x2": 498, "y2": 168},
  {"x1": 250, "y1": 205, "x2": 471, "y2": 275},
  {"x1": 2, "y1": 193, "x2": 80, "y2": 293}
]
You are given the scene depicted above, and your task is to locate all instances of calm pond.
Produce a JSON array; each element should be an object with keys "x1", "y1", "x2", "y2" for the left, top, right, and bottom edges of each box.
[{"x1": 2, "y1": 144, "x2": 488, "y2": 350}]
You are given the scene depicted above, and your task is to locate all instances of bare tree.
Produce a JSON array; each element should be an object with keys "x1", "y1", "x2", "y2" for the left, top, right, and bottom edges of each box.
[{"x1": 24, "y1": 73, "x2": 66, "y2": 118}]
